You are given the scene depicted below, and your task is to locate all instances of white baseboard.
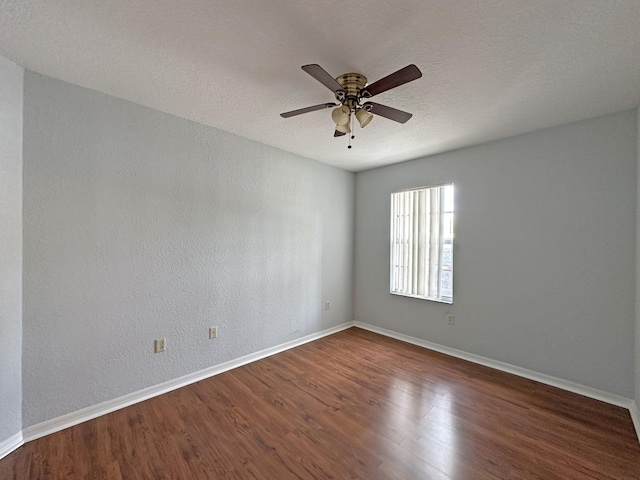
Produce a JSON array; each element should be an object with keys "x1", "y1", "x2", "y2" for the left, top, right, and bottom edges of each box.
[
  {"x1": 16, "y1": 320, "x2": 640, "y2": 448},
  {"x1": 23, "y1": 322, "x2": 354, "y2": 443},
  {"x1": 354, "y1": 322, "x2": 634, "y2": 410},
  {"x1": 630, "y1": 401, "x2": 640, "y2": 443},
  {"x1": 0, "y1": 431, "x2": 24, "y2": 461}
]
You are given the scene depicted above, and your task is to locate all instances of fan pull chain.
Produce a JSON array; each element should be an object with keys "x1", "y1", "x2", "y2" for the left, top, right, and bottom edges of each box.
[{"x1": 348, "y1": 113, "x2": 354, "y2": 149}]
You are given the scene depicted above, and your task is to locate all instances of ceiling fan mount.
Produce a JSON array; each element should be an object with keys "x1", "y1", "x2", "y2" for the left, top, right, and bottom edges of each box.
[
  {"x1": 280, "y1": 63, "x2": 422, "y2": 140},
  {"x1": 335, "y1": 72, "x2": 367, "y2": 104}
]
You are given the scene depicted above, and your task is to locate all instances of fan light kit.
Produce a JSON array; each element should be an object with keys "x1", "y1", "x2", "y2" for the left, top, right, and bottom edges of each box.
[{"x1": 281, "y1": 63, "x2": 422, "y2": 149}]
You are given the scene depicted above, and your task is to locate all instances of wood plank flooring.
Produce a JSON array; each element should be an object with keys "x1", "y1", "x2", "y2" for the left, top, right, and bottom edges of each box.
[{"x1": 1, "y1": 327, "x2": 639, "y2": 479}]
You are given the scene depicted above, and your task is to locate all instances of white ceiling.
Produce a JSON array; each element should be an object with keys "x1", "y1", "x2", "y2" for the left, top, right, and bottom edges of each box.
[{"x1": 1, "y1": 1, "x2": 639, "y2": 172}]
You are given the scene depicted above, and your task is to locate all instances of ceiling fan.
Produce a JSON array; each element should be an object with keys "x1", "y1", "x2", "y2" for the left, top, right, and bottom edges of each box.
[{"x1": 280, "y1": 64, "x2": 422, "y2": 141}]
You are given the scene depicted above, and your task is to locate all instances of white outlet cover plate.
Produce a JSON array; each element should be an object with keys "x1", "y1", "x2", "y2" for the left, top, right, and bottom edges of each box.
[{"x1": 154, "y1": 338, "x2": 166, "y2": 353}]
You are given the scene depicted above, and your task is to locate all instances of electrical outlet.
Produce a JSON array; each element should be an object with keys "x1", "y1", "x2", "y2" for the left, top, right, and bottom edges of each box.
[
  {"x1": 447, "y1": 314, "x2": 455, "y2": 325},
  {"x1": 324, "y1": 301, "x2": 331, "y2": 310},
  {"x1": 209, "y1": 327, "x2": 217, "y2": 339},
  {"x1": 154, "y1": 338, "x2": 166, "y2": 353}
]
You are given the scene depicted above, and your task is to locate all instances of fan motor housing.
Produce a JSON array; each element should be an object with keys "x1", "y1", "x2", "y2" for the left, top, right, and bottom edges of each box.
[{"x1": 335, "y1": 73, "x2": 367, "y2": 107}]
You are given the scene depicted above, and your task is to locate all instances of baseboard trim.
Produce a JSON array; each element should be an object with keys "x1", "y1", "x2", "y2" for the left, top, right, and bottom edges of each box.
[
  {"x1": 353, "y1": 322, "x2": 634, "y2": 410},
  {"x1": 630, "y1": 401, "x2": 640, "y2": 443},
  {"x1": 23, "y1": 322, "x2": 354, "y2": 443},
  {"x1": 0, "y1": 431, "x2": 24, "y2": 461},
  {"x1": 17, "y1": 320, "x2": 640, "y2": 447}
]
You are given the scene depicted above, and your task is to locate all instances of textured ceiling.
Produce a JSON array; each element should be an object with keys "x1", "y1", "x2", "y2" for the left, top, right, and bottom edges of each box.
[{"x1": 1, "y1": 1, "x2": 639, "y2": 172}]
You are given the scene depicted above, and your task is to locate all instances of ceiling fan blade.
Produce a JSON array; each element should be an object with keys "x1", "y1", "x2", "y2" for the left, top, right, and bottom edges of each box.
[
  {"x1": 363, "y1": 102, "x2": 413, "y2": 123},
  {"x1": 301, "y1": 64, "x2": 344, "y2": 93},
  {"x1": 334, "y1": 129, "x2": 346, "y2": 137},
  {"x1": 280, "y1": 103, "x2": 337, "y2": 118},
  {"x1": 363, "y1": 64, "x2": 422, "y2": 97}
]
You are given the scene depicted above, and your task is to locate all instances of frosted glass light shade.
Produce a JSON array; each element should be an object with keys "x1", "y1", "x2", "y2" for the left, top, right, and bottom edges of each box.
[
  {"x1": 336, "y1": 122, "x2": 351, "y2": 134},
  {"x1": 331, "y1": 105, "x2": 350, "y2": 125},
  {"x1": 356, "y1": 108, "x2": 374, "y2": 128}
]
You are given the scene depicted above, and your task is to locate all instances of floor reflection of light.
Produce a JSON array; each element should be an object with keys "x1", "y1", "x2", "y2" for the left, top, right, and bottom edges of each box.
[
  {"x1": 433, "y1": 393, "x2": 458, "y2": 476},
  {"x1": 388, "y1": 376, "x2": 413, "y2": 433},
  {"x1": 390, "y1": 375, "x2": 459, "y2": 476}
]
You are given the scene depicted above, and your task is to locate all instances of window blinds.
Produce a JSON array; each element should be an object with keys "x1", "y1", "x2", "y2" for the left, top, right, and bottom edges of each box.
[{"x1": 390, "y1": 185, "x2": 453, "y2": 302}]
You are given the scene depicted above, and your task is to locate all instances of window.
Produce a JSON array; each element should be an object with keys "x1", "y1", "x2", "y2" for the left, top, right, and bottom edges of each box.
[{"x1": 390, "y1": 184, "x2": 454, "y2": 303}]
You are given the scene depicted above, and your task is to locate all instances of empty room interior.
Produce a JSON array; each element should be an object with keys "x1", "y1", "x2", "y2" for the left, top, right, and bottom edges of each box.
[{"x1": 2, "y1": 1, "x2": 640, "y2": 478}]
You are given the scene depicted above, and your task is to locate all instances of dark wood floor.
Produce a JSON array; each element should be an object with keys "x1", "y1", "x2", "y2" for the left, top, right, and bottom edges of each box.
[{"x1": 1, "y1": 327, "x2": 639, "y2": 479}]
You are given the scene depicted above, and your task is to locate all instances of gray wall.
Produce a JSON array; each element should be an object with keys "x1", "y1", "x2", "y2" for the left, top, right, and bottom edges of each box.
[
  {"x1": 0, "y1": 56, "x2": 23, "y2": 443},
  {"x1": 11, "y1": 68, "x2": 640, "y2": 431},
  {"x1": 22, "y1": 72, "x2": 355, "y2": 427},
  {"x1": 636, "y1": 107, "x2": 640, "y2": 413},
  {"x1": 355, "y1": 110, "x2": 637, "y2": 397}
]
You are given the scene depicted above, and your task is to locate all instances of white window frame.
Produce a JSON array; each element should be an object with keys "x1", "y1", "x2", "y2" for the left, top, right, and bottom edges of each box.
[{"x1": 390, "y1": 184, "x2": 454, "y2": 303}]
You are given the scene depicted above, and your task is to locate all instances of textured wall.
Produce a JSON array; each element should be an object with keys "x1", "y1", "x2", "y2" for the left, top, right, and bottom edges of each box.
[
  {"x1": 22, "y1": 72, "x2": 354, "y2": 427},
  {"x1": 0, "y1": 55, "x2": 23, "y2": 443},
  {"x1": 636, "y1": 107, "x2": 640, "y2": 413},
  {"x1": 355, "y1": 110, "x2": 637, "y2": 397}
]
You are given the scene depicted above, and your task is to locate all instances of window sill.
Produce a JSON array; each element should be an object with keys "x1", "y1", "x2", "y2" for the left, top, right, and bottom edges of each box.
[{"x1": 390, "y1": 291, "x2": 453, "y2": 304}]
